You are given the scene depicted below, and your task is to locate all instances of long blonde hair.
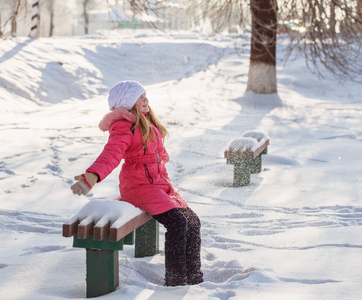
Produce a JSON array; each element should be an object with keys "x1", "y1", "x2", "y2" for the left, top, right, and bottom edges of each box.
[{"x1": 129, "y1": 105, "x2": 169, "y2": 145}]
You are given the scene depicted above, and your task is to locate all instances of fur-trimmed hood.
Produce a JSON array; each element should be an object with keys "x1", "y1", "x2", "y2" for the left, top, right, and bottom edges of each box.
[{"x1": 98, "y1": 108, "x2": 136, "y2": 132}]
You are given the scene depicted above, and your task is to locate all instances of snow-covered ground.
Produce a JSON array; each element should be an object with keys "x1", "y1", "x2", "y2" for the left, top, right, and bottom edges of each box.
[{"x1": 0, "y1": 29, "x2": 361, "y2": 300}]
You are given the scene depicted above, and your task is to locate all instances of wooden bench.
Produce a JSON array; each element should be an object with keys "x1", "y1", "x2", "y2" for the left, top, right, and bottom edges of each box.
[
  {"x1": 62, "y1": 200, "x2": 159, "y2": 298},
  {"x1": 224, "y1": 130, "x2": 269, "y2": 187}
]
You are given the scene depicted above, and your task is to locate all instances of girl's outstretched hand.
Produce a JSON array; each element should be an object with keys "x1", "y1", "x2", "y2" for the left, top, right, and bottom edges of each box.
[{"x1": 71, "y1": 173, "x2": 98, "y2": 196}]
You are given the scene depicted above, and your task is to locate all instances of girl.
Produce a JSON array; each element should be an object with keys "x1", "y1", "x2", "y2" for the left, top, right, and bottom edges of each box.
[{"x1": 71, "y1": 80, "x2": 204, "y2": 286}]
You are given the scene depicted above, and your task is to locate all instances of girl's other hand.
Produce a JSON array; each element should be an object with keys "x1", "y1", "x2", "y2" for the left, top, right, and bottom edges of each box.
[{"x1": 71, "y1": 173, "x2": 98, "y2": 196}]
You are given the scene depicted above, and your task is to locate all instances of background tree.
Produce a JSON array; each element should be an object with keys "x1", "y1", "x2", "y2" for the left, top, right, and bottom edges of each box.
[
  {"x1": 29, "y1": 0, "x2": 40, "y2": 38},
  {"x1": 83, "y1": 0, "x2": 90, "y2": 35},
  {"x1": 123, "y1": 0, "x2": 362, "y2": 96},
  {"x1": 359, "y1": 0, "x2": 362, "y2": 19},
  {"x1": 123, "y1": 0, "x2": 278, "y2": 94},
  {"x1": 247, "y1": 0, "x2": 278, "y2": 94},
  {"x1": 0, "y1": 0, "x2": 27, "y2": 38},
  {"x1": 11, "y1": 0, "x2": 20, "y2": 36},
  {"x1": 46, "y1": 0, "x2": 55, "y2": 37},
  {"x1": 279, "y1": 0, "x2": 362, "y2": 82}
]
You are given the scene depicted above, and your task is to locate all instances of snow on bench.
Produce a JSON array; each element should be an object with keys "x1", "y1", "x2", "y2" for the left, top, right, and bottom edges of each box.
[
  {"x1": 62, "y1": 200, "x2": 150, "y2": 242},
  {"x1": 224, "y1": 130, "x2": 269, "y2": 160},
  {"x1": 62, "y1": 200, "x2": 159, "y2": 298},
  {"x1": 224, "y1": 130, "x2": 269, "y2": 187}
]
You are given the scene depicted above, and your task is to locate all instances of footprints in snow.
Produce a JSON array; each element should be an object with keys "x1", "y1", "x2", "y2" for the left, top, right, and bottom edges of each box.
[
  {"x1": 0, "y1": 160, "x2": 15, "y2": 181},
  {"x1": 203, "y1": 259, "x2": 255, "y2": 284},
  {"x1": 171, "y1": 161, "x2": 184, "y2": 183},
  {"x1": 0, "y1": 161, "x2": 16, "y2": 178},
  {"x1": 0, "y1": 208, "x2": 63, "y2": 235},
  {"x1": 201, "y1": 205, "x2": 362, "y2": 252},
  {"x1": 1, "y1": 134, "x2": 95, "y2": 194},
  {"x1": 21, "y1": 245, "x2": 66, "y2": 256},
  {"x1": 1, "y1": 153, "x2": 39, "y2": 193},
  {"x1": 201, "y1": 254, "x2": 340, "y2": 294},
  {"x1": 0, "y1": 209, "x2": 67, "y2": 264}
]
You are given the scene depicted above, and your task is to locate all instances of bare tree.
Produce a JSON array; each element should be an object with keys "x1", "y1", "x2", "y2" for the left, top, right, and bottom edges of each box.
[
  {"x1": 46, "y1": 0, "x2": 55, "y2": 37},
  {"x1": 123, "y1": 0, "x2": 278, "y2": 94},
  {"x1": 122, "y1": 0, "x2": 362, "y2": 95},
  {"x1": 0, "y1": 0, "x2": 27, "y2": 38},
  {"x1": 83, "y1": 0, "x2": 90, "y2": 34},
  {"x1": 279, "y1": 0, "x2": 362, "y2": 82},
  {"x1": 247, "y1": 0, "x2": 278, "y2": 94},
  {"x1": 358, "y1": 0, "x2": 362, "y2": 19},
  {"x1": 11, "y1": 0, "x2": 19, "y2": 36},
  {"x1": 29, "y1": 0, "x2": 40, "y2": 38},
  {"x1": 82, "y1": 0, "x2": 106, "y2": 35},
  {"x1": 329, "y1": 0, "x2": 336, "y2": 34}
]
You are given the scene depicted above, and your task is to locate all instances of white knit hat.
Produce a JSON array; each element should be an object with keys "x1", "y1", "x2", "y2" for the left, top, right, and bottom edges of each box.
[{"x1": 108, "y1": 80, "x2": 146, "y2": 111}]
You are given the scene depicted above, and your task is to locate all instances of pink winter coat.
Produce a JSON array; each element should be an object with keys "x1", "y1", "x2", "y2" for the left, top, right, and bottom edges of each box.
[{"x1": 86, "y1": 108, "x2": 188, "y2": 215}]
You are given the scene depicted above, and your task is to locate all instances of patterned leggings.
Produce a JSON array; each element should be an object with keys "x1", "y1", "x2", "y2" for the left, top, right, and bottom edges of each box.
[{"x1": 152, "y1": 207, "x2": 203, "y2": 286}]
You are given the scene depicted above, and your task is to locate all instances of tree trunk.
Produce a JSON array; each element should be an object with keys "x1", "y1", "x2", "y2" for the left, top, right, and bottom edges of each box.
[
  {"x1": 83, "y1": 0, "x2": 90, "y2": 35},
  {"x1": 358, "y1": 0, "x2": 362, "y2": 16},
  {"x1": 49, "y1": 10, "x2": 54, "y2": 36},
  {"x1": 30, "y1": 0, "x2": 40, "y2": 38},
  {"x1": 11, "y1": 15, "x2": 16, "y2": 37},
  {"x1": 11, "y1": 0, "x2": 19, "y2": 37},
  {"x1": 329, "y1": 1, "x2": 336, "y2": 34},
  {"x1": 246, "y1": 0, "x2": 278, "y2": 94},
  {"x1": 358, "y1": 0, "x2": 362, "y2": 31},
  {"x1": 49, "y1": 0, "x2": 55, "y2": 37}
]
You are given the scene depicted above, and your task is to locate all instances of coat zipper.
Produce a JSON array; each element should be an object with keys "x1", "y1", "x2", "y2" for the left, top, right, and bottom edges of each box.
[
  {"x1": 144, "y1": 164, "x2": 153, "y2": 184},
  {"x1": 143, "y1": 144, "x2": 154, "y2": 183}
]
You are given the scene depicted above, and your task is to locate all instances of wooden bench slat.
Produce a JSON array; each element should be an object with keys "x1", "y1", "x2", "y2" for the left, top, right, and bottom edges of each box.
[
  {"x1": 251, "y1": 139, "x2": 269, "y2": 159},
  {"x1": 62, "y1": 220, "x2": 79, "y2": 237},
  {"x1": 109, "y1": 211, "x2": 152, "y2": 242},
  {"x1": 94, "y1": 223, "x2": 110, "y2": 241},
  {"x1": 78, "y1": 222, "x2": 94, "y2": 239},
  {"x1": 63, "y1": 211, "x2": 152, "y2": 242}
]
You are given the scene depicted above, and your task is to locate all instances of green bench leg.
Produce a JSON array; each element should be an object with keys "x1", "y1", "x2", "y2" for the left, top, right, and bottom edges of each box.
[
  {"x1": 86, "y1": 249, "x2": 119, "y2": 298},
  {"x1": 135, "y1": 218, "x2": 159, "y2": 258},
  {"x1": 233, "y1": 160, "x2": 251, "y2": 187},
  {"x1": 124, "y1": 231, "x2": 135, "y2": 245},
  {"x1": 250, "y1": 146, "x2": 268, "y2": 174},
  {"x1": 250, "y1": 154, "x2": 262, "y2": 174}
]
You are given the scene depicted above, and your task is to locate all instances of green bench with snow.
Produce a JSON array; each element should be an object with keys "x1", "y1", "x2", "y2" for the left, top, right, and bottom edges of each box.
[
  {"x1": 224, "y1": 131, "x2": 269, "y2": 187},
  {"x1": 62, "y1": 200, "x2": 159, "y2": 298}
]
